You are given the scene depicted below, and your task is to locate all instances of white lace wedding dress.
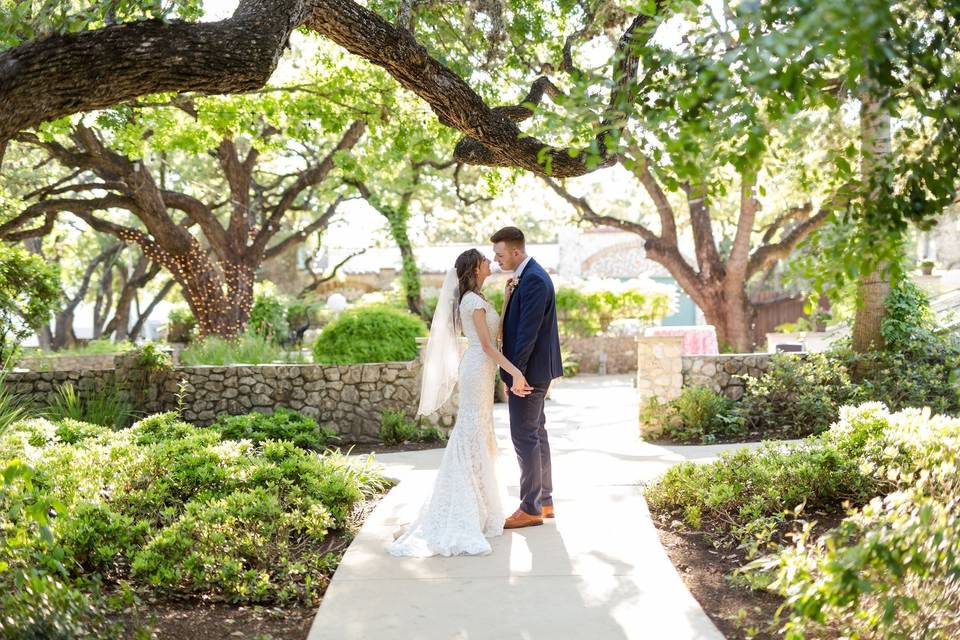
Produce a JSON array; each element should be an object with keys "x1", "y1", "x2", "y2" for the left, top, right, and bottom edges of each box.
[{"x1": 388, "y1": 291, "x2": 505, "y2": 557}]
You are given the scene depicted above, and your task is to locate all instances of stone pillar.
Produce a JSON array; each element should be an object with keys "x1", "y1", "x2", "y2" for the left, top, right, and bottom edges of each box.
[
  {"x1": 636, "y1": 336, "x2": 684, "y2": 402},
  {"x1": 636, "y1": 336, "x2": 683, "y2": 438}
]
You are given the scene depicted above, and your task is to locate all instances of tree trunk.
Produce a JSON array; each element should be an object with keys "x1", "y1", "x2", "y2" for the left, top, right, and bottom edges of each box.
[
  {"x1": 37, "y1": 325, "x2": 53, "y2": 351},
  {"x1": 851, "y1": 271, "x2": 889, "y2": 352},
  {"x1": 179, "y1": 258, "x2": 256, "y2": 339},
  {"x1": 374, "y1": 201, "x2": 422, "y2": 317},
  {"x1": 851, "y1": 84, "x2": 893, "y2": 352},
  {"x1": 698, "y1": 289, "x2": 756, "y2": 353},
  {"x1": 50, "y1": 309, "x2": 78, "y2": 350}
]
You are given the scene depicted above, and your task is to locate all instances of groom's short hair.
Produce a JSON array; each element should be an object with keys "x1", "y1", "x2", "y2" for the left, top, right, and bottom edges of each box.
[{"x1": 490, "y1": 226, "x2": 525, "y2": 249}]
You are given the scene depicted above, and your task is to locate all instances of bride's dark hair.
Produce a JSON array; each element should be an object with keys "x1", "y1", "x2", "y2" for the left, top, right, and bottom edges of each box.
[{"x1": 453, "y1": 248, "x2": 485, "y2": 332}]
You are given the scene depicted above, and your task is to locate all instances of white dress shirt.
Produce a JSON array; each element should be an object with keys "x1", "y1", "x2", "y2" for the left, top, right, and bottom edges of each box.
[{"x1": 514, "y1": 255, "x2": 532, "y2": 281}]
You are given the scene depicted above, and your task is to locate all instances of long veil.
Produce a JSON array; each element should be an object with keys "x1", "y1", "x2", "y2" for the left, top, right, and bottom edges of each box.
[{"x1": 416, "y1": 268, "x2": 461, "y2": 416}]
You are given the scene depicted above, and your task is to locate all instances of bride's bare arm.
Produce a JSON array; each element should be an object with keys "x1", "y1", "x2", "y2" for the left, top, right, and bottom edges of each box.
[{"x1": 472, "y1": 308, "x2": 531, "y2": 396}]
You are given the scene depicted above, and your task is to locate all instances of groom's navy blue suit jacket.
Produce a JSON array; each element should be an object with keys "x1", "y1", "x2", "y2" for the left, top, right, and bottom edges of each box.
[{"x1": 500, "y1": 258, "x2": 563, "y2": 387}]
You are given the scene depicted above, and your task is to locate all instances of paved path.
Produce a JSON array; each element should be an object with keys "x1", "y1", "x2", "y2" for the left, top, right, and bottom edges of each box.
[{"x1": 308, "y1": 375, "x2": 762, "y2": 640}]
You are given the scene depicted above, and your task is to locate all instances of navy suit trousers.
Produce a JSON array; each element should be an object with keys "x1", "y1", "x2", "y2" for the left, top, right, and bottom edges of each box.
[{"x1": 508, "y1": 382, "x2": 553, "y2": 515}]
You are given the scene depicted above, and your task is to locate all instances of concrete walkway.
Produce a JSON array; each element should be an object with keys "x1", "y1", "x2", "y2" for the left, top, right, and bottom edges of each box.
[{"x1": 308, "y1": 375, "x2": 763, "y2": 640}]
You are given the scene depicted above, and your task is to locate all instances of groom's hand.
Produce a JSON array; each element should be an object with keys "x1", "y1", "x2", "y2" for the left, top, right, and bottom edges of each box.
[{"x1": 510, "y1": 376, "x2": 534, "y2": 397}]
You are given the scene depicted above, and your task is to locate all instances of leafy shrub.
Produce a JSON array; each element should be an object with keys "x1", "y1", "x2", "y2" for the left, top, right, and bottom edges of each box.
[
  {"x1": 249, "y1": 293, "x2": 290, "y2": 344},
  {"x1": 644, "y1": 439, "x2": 876, "y2": 553},
  {"x1": 312, "y1": 305, "x2": 427, "y2": 364},
  {"x1": 641, "y1": 386, "x2": 739, "y2": 443},
  {"x1": 836, "y1": 280, "x2": 960, "y2": 415},
  {"x1": 880, "y1": 279, "x2": 941, "y2": 352},
  {"x1": 285, "y1": 298, "x2": 312, "y2": 329},
  {"x1": 131, "y1": 487, "x2": 334, "y2": 603},
  {"x1": 0, "y1": 410, "x2": 388, "y2": 610},
  {"x1": 0, "y1": 461, "x2": 123, "y2": 639},
  {"x1": 57, "y1": 502, "x2": 150, "y2": 573},
  {"x1": 43, "y1": 382, "x2": 135, "y2": 429},
  {"x1": 736, "y1": 353, "x2": 860, "y2": 438},
  {"x1": 165, "y1": 306, "x2": 196, "y2": 344},
  {"x1": 127, "y1": 411, "x2": 197, "y2": 446},
  {"x1": 51, "y1": 419, "x2": 110, "y2": 445},
  {"x1": 379, "y1": 410, "x2": 445, "y2": 445},
  {"x1": 0, "y1": 243, "x2": 60, "y2": 366},
  {"x1": 757, "y1": 405, "x2": 960, "y2": 639},
  {"x1": 211, "y1": 409, "x2": 337, "y2": 451},
  {"x1": 0, "y1": 367, "x2": 26, "y2": 436},
  {"x1": 0, "y1": 573, "x2": 121, "y2": 640},
  {"x1": 133, "y1": 342, "x2": 172, "y2": 373}
]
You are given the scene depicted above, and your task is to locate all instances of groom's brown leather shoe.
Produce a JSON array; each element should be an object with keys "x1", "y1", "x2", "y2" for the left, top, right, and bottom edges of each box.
[
  {"x1": 541, "y1": 505, "x2": 555, "y2": 519},
  {"x1": 504, "y1": 508, "x2": 543, "y2": 529}
]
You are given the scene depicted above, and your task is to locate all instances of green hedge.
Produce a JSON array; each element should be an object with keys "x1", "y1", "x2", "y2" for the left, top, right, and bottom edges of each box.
[
  {"x1": 312, "y1": 305, "x2": 427, "y2": 364},
  {"x1": 0, "y1": 412, "x2": 387, "y2": 635}
]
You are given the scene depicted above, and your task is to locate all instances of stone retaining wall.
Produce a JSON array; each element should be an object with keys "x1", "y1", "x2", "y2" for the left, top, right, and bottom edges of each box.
[
  {"x1": 681, "y1": 354, "x2": 774, "y2": 400},
  {"x1": 562, "y1": 336, "x2": 638, "y2": 374},
  {"x1": 7, "y1": 354, "x2": 457, "y2": 443},
  {"x1": 635, "y1": 335, "x2": 779, "y2": 404}
]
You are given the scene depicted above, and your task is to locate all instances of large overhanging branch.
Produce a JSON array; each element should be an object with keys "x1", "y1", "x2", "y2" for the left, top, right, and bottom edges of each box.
[
  {"x1": 306, "y1": 1, "x2": 611, "y2": 178},
  {"x1": 0, "y1": 0, "x2": 305, "y2": 154},
  {"x1": 0, "y1": 195, "x2": 137, "y2": 239},
  {"x1": 0, "y1": 211, "x2": 56, "y2": 241},
  {"x1": 2, "y1": 0, "x2": 663, "y2": 179}
]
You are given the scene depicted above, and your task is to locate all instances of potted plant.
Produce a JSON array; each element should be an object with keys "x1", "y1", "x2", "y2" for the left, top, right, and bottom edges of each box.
[{"x1": 920, "y1": 259, "x2": 936, "y2": 276}]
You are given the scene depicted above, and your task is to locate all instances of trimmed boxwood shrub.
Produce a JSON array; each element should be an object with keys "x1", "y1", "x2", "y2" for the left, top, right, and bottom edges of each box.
[
  {"x1": 312, "y1": 305, "x2": 427, "y2": 364},
  {"x1": 210, "y1": 408, "x2": 336, "y2": 451}
]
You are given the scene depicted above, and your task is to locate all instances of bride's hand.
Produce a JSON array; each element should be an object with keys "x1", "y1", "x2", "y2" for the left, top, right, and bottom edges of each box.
[{"x1": 511, "y1": 374, "x2": 533, "y2": 397}]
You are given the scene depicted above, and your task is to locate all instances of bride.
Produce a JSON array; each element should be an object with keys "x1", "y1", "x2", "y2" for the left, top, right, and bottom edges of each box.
[{"x1": 388, "y1": 248, "x2": 532, "y2": 557}]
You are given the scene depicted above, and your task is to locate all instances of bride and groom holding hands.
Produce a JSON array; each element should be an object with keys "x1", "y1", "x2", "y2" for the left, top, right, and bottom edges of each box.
[{"x1": 388, "y1": 226, "x2": 563, "y2": 557}]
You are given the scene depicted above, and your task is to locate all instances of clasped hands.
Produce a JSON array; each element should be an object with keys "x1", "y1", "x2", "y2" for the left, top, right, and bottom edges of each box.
[{"x1": 510, "y1": 375, "x2": 534, "y2": 398}]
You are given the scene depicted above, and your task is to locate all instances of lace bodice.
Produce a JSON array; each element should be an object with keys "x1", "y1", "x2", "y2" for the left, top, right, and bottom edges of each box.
[{"x1": 459, "y1": 291, "x2": 499, "y2": 347}]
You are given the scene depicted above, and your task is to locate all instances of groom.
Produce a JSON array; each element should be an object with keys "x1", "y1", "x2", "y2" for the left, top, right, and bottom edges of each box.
[{"x1": 492, "y1": 226, "x2": 563, "y2": 529}]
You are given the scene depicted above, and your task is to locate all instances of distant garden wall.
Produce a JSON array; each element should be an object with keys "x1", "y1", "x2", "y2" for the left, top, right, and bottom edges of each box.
[
  {"x1": 562, "y1": 336, "x2": 637, "y2": 374},
  {"x1": 8, "y1": 353, "x2": 456, "y2": 443}
]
